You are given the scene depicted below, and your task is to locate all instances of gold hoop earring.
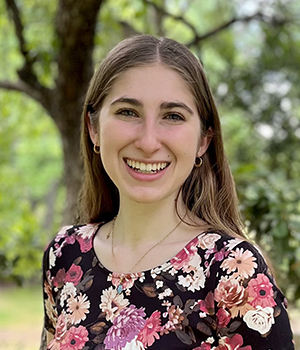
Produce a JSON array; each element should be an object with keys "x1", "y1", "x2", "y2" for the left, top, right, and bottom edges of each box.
[
  {"x1": 93, "y1": 144, "x2": 100, "y2": 154},
  {"x1": 194, "y1": 156, "x2": 203, "y2": 168}
]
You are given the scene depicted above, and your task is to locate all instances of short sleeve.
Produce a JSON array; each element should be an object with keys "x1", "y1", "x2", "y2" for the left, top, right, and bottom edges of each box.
[{"x1": 202, "y1": 238, "x2": 295, "y2": 349}]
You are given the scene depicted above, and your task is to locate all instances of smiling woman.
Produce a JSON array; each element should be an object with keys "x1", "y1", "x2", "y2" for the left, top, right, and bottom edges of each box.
[{"x1": 42, "y1": 35, "x2": 295, "y2": 350}]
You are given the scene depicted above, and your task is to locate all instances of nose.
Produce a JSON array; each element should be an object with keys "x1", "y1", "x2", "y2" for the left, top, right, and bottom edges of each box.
[{"x1": 134, "y1": 119, "x2": 161, "y2": 155}]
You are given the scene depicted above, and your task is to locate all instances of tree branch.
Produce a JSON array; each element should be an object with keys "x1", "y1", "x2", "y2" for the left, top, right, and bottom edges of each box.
[
  {"x1": 186, "y1": 13, "x2": 266, "y2": 47},
  {"x1": 0, "y1": 79, "x2": 53, "y2": 112}
]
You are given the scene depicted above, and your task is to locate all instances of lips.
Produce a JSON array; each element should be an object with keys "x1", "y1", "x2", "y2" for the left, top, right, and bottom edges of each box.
[{"x1": 125, "y1": 158, "x2": 170, "y2": 174}]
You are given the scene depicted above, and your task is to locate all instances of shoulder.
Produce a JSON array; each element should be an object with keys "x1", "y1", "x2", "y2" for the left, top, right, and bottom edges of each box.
[{"x1": 43, "y1": 223, "x2": 101, "y2": 271}]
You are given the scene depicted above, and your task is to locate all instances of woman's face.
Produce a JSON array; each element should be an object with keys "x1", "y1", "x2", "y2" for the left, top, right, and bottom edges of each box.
[{"x1": 89, "y1": 63, "x2": 209, "y2": 205}]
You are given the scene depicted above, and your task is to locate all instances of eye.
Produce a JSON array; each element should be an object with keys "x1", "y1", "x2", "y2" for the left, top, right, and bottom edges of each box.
[
  {"x1": 164, "y1": 113, "x2": 185, "y2": 122},
  {"x1": 116, "y1": 108, "x2": 138, "y2": 118}
]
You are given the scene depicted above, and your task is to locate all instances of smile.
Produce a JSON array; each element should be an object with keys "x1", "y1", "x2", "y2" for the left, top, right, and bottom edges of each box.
[{"x1": 125, "y1": 159, "x2": 170, "y2": 174}]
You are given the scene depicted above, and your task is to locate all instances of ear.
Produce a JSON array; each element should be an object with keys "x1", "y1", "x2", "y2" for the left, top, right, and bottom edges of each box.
[
  {"x1": 197, "y1": 127, "x2": 212, "y2": 157},
  {"x1": 87, "y1": 112, "x2": 99, "y2": 146}
]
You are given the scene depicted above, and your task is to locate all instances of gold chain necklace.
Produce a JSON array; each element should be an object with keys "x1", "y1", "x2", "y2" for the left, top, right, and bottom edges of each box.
[{"x1": 108, "y1": 217, "x2": 182, "y2": 293}]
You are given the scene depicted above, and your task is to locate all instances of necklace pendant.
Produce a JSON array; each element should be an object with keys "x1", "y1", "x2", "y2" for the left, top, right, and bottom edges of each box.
[{"x1": 117, "y1": 284, "x2": 123, "y2": 294}]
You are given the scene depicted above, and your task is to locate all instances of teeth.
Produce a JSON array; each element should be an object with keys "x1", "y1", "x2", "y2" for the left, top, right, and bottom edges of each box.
[{"x1": 126, "y1": 159, "x2": 168, "y2": 173}]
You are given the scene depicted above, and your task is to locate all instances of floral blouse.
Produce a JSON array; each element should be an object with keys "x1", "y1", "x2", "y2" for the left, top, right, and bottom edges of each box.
[{"x1": 42, "y1": 223, "x2": 294, "y2": 350}]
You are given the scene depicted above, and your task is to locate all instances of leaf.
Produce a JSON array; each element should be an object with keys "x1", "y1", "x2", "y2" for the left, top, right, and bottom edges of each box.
[
  {"x1": 187, "y1": 326, "x2": 196, "y2": 343},
  {"x1": 142, "y1": 284, "x2": 157, "y2": 298},
  {"x1": 229, "y1": 320, "x2": 242, "y2": 332},
  {"x1": 175, "y1": 329, "x2": 193, "y2": 345},
  {"x1": 196, "y1": 322, "x2": 213, "y2": 336},
  {"x1": 184, "y1": 299, "x2": 196, "y2": 315},
  {"x1": 175, "y1": 282, "x2": 187, "y2": 292},
  {"x1": 173, "y1": 295, "x2": 183, "y2": 308},
  {"x1": 90, "y1": 321, "x2": 106, "y2": 334},
  {"x1": 82, "y1": 278, "x2": 93, "y2": 292},
  {"x1": 73, "y1": 256, "x2": 82, "y2": 265}
]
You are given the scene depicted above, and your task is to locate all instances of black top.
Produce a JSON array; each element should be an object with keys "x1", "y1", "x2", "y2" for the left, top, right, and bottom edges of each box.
[{"x1": 42, "y1": 223, "x2": 295, "y2": 350}]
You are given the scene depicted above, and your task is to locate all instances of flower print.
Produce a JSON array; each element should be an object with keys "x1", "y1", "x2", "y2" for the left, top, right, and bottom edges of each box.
[
  {"x1": 214, "y1": 276, "x2": 253, "y2": 317},
  {"x1": 76, "y1": 235, "x2": 93, "y2": 253},
  {"x1": 225, "y1": 238, "x2": 243, "y2": 251},
  {"x1": 67, "y1": 293, "x2": 90, "y2": 324},
  {"x1": 178, "y1": 265, "x2": 205, "y2": 292},
  {"x1": 60, "y1": 325, "x2": 89, "y2": 350},
  {"x1": 198, "y1": 233, "x2": 221, "y2": 250},
  {"x1": 198, "y1": 291, "x2": 215, "y2": 315},
  {"x1": 122, "y1": 336, "x2": 145, "y2": 350},
  {"x1": 155, "y1": 280, "x2": 164, "y2": 289},
  {"x1": 49, "y1": 247, "x2": 56, "y2": 268},
  {"x1": 65, "y1": 264, "x2": 83, "y2": 286},
  {"x1": 104, "y1": 305, "x2": 146, "y2": 350},
  {"x1": 170, "y1": 237, "x2": 199, "y2": 271},
  {"x1": 161, "y1": 304, "x2": 185, "y2": 333},
  {"x1": 55, "y1": 313, "x2": 69, "y2": 341},
  {"x1": 247, "y1": 273, "x2": 276, "y2": 308},
  {"x1": 52, "y1": 268, "x2": 67, "y2": 288},
  {"x1": 77, "y1": 224, "x2": 97, "y2": 239},
  {"x1": 220, "y1": 248, "x2": 257, "y2": 279},
  {"x1": 45, "y1": 297, "x2": 58, "y2": 327},
  {"x1": 244, "y1": 306, "x2": 275, "y2": 335},
  {"x1": 216, "y1": 308, "x2": 231, "y2": 328},
  {"x1": 158, "y1": 287, "x2": 173, "y2": 300},
  {"x1": 60, "y1": 282, "x2": 77, "y2": 308},
  {"x1": 215, "y1": 334, "x2": 252, "y2": 350},
  {"x1": 55, "y1": 226, "x2": 72, "y2": 243},
  {"x1": 110, "y1": 272, "x2": 140, "y2": 291},
  {"x1": 100, "y1": 286, "x2": 129, "y2": 321},
  {"x1": 137, "y1": 310, "x2": 161, "y2": 347},
  {"x1": 44, "y1": 279, "x2": 55, "y2": 304}
]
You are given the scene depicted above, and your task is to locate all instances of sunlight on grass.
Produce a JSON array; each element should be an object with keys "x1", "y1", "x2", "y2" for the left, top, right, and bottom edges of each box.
[{"x1": 0, "y1": 284, "x2": 43, "y2": 350}]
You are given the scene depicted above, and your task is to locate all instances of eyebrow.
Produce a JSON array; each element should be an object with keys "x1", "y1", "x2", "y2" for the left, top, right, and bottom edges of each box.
[{"x1": 110, "y1": 97, "x2": 194, "y2": 115}]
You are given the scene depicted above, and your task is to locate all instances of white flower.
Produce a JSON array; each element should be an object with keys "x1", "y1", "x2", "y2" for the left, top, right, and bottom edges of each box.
[
  {"x1": 122, "y1": 336, "x2": 145, "y2": 350},
  {"x1": 78, "y1": 224, "x2": 96, "y2": 239},
  {"x1": 156, "y1": 280, "x2": 164, "y2": 289},
  {"x1": 60, "y1": 282, "x2": 77, "y2": 307},
  {"x1": 206, "y1": 337, "x2": 215, "y2": 344},
  {"x1": 198, "y1": 233, "x2": 221, "y2": 250},
  {"x1": 225, "y1": 238, "x2": 243, "y2": 250},
  {"x1": 244, "y1": 306, "x2": 275, "y2": 335},
  {"x1": 100, "y1": 286, "x2": 129, "y2": 321},
  {"x1": 178, "y1": 266, "x2": 206, "y2": 292},
  {"x1": 49, "y1": 247, "x2": 56, "y2": 268}
]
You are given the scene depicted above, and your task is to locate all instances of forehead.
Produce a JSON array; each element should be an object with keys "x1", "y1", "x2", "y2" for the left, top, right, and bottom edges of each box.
[{"x1": 105, "y1": 63, "x2": 195, "y2": 106}]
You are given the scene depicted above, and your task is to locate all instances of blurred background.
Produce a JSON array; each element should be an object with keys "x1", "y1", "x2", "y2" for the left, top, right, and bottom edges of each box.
[{"x1": 0, "y1": 0, "x2": 299, "y2": 348}]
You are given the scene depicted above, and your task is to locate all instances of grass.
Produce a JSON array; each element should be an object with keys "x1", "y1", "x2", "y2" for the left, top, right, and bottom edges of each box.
[
  {"x1": 0, "y1": 284, "x2": 43, "y2": 350},
  {"x1": 0, "y1": 284, "x2": 299, "y2": 349}
]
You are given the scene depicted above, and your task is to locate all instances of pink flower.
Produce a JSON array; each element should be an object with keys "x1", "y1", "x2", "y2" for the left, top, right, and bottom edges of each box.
[
  {"x1": 247, "y1": 274, "x2": 276, "y2": 308},
  {"x1": 60, "y1": 326, "x2": 89, "y2": 350},
  {"x1": 198, "y1": 292, "x2": 215, "y2": 315},
  {"x1": 104, "y1": 305, "x2": 146, "y2": 350},
  {"x1": 76, "y1": 236, "x2": 93, "y2": 253},
  {"x1": 170, "y1": 237, "x2": 199, "y2": 271},
  {"x1": 52, "y1": 268, "x2": 66, "y2": 288},
  {"x1": 65, "y1": 264, "x2": 83, "y2": 286},
  {"x1": 216, "y1": 308, "x2": 231, "y2": 328},
  {"x1": 215, "y1": 276, "x2": 252, "y2": 317},
  {"x1": 215, "y1": 334, "x2": 252, "y2": 350},
  {"x1": 137, "y1": 310, "x2": 161, "y2": 347},
  {"x1": 220, "y1": 248, "x2": 257, "y2": 279}
]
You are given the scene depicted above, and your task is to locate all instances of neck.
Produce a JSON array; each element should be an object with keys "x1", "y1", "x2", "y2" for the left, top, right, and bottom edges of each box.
[{"x1": 114, "y1": 194, "x2": 187, "y2": 248}]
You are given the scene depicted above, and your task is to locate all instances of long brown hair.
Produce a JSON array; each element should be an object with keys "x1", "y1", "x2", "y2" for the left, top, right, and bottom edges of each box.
[{"x1": 78, "y1": 34, "x2": 246, "y2": 238}]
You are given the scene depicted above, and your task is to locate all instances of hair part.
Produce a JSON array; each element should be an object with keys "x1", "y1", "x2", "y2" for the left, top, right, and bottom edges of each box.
[{"x1": 78, "y1": 34, "x2": 246, "y2": 239}]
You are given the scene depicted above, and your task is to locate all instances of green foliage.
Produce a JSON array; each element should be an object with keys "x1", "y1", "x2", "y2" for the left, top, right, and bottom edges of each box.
[{"x1": 0, "y1": 91, "x2": 63, "y2": 282}]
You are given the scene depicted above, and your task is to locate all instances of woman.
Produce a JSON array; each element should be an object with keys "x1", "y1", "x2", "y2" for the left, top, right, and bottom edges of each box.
[{"x1": 42, "y1": 35, "x2": 295, "y2": 349}]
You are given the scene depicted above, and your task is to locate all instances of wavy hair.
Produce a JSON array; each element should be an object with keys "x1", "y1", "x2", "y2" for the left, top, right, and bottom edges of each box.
[{"x1": 78, "y1": 34, "x2": 245, "y2": 238}]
